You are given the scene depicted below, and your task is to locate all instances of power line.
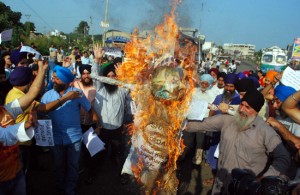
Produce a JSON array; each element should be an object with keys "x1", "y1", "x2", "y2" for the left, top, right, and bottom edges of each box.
[{"x1": 21, "y1": 0, "x2": 55, "y2": 32}]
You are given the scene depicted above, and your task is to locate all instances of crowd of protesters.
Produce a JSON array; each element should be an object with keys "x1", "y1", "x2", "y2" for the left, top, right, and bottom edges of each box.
[{"x1": 1, "y1": 42, "x2": 300, "y2": 195}]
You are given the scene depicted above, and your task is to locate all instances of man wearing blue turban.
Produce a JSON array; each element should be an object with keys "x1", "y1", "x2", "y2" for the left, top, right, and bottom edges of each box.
[
  {"x1": 267, "y1": 85, "x2": 299, "y2": 179},
  {"x1": 41, "y1": 66, "x2": 95, "y2": 195}
]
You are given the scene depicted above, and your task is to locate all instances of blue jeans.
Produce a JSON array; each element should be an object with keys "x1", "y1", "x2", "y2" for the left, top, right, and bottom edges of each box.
[
  {"x1": 50, "y1": 140, "x2": 81, "y2": 195},
  {"x1": 0, "y1": 170, "x2": 26, "y2": 195}
]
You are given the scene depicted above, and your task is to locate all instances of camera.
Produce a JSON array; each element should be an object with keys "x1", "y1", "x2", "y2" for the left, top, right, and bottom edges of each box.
[{"x1": 229, "y1": 168, "x2": 300, "y2": 195}]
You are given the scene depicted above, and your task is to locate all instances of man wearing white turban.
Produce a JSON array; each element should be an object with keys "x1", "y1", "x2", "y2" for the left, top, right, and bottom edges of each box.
[{"x1": 181, "y1": 74, "x2": 215, "y2": 165}]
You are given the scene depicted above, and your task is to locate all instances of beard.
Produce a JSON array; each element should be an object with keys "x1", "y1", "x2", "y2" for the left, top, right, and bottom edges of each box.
[
  {"x1": 81, "y1": 78, "x2": 93, "y2": 86},
  {"x1": 200, "y1": 86, "x2": 208, "y2": 92},
  {"x1": 54, "y1": 82, "x2": 67, "y2": 92},
  {"x1": 234, "y1": 111, "x2": 256, "y2": 130},
  {"x1": 104, "y1": 83, "x2": 118, "y2": 94},
  {"x1": 224, "y1": 90, "x2": 235, "y2": 100}
]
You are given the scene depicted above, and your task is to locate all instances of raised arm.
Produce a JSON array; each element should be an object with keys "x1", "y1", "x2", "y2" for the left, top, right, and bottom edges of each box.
[
  {"x1": 282, "y1": 90, "x2": 300, "y2": 124},
  {"x1": 266, "y1": 116, "x2": 300, "y2": 149},
  {"x1": 18, "y1": 60, "x2": 48, "y2": 111},
  {"x1": 93, "y1": 43, "x2": 105, "y2": 64}
]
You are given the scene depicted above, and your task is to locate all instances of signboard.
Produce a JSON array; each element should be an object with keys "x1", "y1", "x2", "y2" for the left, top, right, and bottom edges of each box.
[
  {"x1": 100, "y1": 21, "x2": 110, "y2": 28},
  {"x1": 106, "y1": 36, "x2": 130, "y2": 43},
  {"x1": 292, "y1": 38, "x2": 300, "y2": 60},
  {"x1": 102, "y1": 47, "x2": 122, "y2": 57},
  {"x1": 34, "y1": 120, "x2": 54, "y2": 146}
]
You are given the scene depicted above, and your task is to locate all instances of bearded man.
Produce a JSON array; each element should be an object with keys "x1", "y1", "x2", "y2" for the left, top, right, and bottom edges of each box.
[
  {"x1": 186, "y1": 89, "x2": 290, "y2": 194},
  {"x1": 92, "y1": 60, "x2": 130, "y2": 179},
  {"x1": 183, "y1": 74, "x2": 215, "y2": 165},
  {"x1": 205, "y1": 73, "x2": 241, "y2": 185},
  {"x1": 41, "y1": 66, "x2": 93, "y2": 195}
]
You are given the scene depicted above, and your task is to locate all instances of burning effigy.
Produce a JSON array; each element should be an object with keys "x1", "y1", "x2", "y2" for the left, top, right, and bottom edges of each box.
[{"x1": 116, "y1": 1, "x2": 198, "y2": 194}]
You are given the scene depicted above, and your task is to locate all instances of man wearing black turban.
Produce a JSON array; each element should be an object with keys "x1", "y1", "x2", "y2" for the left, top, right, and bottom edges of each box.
[{"x1": 186, "y1": 89, "x2": 290, "y2": 194}]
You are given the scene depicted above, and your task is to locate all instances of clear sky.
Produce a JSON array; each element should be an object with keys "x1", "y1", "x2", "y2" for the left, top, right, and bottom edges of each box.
[{"x1": 2, "y1": 0, "x2": 300, "y2": 50}]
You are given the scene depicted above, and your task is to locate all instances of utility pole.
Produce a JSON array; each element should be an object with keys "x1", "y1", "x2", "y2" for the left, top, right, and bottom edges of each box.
[
  {"x1": 90, "y1": 16, "x2": 94, "y2": 46},
  {"x1": 25, "y1": 14, "x2": 31, "y2": 36},
  {"x1": 25, "y1": 14, "x2": 31, "y2": 21},
  {"x1": 101, "y1": 0, "x2": 109, "y2": 46}
]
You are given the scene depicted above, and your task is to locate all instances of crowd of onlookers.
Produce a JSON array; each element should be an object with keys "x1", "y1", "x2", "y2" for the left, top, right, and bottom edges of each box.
[{"x1": 1, "y1": 42, "x2": 300, "y2": 195}]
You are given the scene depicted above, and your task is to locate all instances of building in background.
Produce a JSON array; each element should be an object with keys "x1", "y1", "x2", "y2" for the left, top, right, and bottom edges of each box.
[{"x1": 223, "y1": 43, "x2": 255, "y2": 59}]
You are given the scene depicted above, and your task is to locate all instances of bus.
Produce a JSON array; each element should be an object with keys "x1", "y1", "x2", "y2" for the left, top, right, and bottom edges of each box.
[{"x1": 260, "y1": 46, "x2": 287, "y2": 73}]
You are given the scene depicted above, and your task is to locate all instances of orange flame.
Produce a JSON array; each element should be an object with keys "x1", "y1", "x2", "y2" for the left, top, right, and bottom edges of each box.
[{"x1": 117, "y1": 1, "x2": 197, "y2": 194}]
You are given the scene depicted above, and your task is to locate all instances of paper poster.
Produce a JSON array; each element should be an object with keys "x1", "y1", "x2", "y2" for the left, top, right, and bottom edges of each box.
[
  {"x1": 20, "y1": 46, "x2": 44, "y2": 60},
  {"x1": 34, "y1": 120, "x2": 54, "y2": 146},
  {"x1": 82, "y1": 127, "x2": 105, "y2": 157},
  {"x1": 281, "y1": 66, "x2": 300, "y2": 90},
  {"x1": 187, "y1": 100, "x2": 209, "y2": 121}
]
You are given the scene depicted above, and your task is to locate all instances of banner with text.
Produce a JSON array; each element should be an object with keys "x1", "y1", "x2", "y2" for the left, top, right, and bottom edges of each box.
[
  {"x1": 34, "y1": 120, "x2": 54, "y2": 146},
  {"x1": 103, "y1": 47, "x2": 122, "y2": 58},
  {"x1": 292, "y1": 38, "x2": 300, "y2": 60}
]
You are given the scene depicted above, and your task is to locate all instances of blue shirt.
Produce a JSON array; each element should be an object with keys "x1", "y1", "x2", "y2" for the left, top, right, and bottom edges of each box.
[
  {"x1": 213, "y1": 91, "x2": 241, "y2": 115},
  {"x1": 41, "y1": 87, "x2": 91, "y2": 145}
]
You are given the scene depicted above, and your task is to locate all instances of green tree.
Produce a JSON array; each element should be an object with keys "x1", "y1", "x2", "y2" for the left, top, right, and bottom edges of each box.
[
  {"x1": 0, "y1": 2, "x2": 22, "y2": 32},
  {"x1": 254, "y1": 49, "x2": 262, "y2": 65},
  {"x1": 0, "y1": 2, "x2": 29, "y2": 47},
  {"x1": 74, "y1": 21, "x2": 89, "y2": 36},
  {"x1": 24, "y1": 21, "x2": 36, "y2": 35}
]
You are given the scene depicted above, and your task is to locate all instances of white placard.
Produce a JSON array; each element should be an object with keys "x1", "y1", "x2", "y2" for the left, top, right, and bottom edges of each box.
[
  {"x1": 82, "y1": 127, "x2": 105, "y2": 157},
  {"x1": 34, "y1": 120, "x2": 54, "y2": 146},
  {"x1": 187, "y1": 100, "x2": 209, "y2": 121},
  {"x1": 20, "y1": 46, "x2": 44, "y2": 60},
  {"x1": 281, "y1": 66, "x2": 300, "y2": 90}
]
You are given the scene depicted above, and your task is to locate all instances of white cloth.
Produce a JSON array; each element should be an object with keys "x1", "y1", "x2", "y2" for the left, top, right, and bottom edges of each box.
[
  {"x1": 1, "y1": 99, "x2": 34, "y2": 146},
  {"x1": 210, "y1": 85, "x2": 224, "y2": 98},
  {"x1": 81, "y1": 56, "x2": 91, "y2": 65}
]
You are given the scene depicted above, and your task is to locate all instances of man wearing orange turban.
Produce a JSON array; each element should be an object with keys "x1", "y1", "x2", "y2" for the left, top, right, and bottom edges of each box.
[{"x1": 265, "y1": 70, "x2": 278, "y2": 85}]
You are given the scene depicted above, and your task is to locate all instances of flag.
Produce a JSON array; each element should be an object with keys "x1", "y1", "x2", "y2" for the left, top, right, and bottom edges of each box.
[{"x1": 0, "y1": 29, "x2": 13, "y2": 43}]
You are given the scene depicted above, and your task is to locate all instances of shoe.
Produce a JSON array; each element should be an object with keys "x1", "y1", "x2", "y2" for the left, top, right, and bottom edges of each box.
[{"x1": 192, "y1": 149, "x2": 203, "y2": 165}]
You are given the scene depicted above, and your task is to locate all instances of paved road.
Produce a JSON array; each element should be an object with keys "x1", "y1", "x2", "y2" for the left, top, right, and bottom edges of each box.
[{"x1": 215, "y1": 61, "x2": 256, "y2": 74}]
